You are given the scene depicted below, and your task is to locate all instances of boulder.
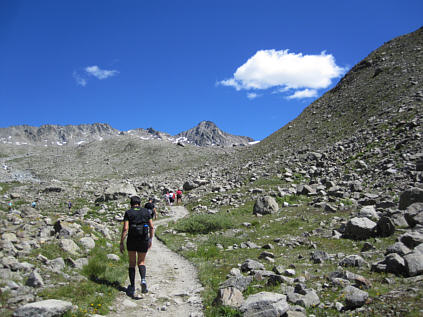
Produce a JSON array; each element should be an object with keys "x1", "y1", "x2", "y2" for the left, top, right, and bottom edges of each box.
[
  {"x1": 253, "y1": 196, "x2": 279, "y2": 215},
  {"x1": 26, "y1": 270, "x2": 44, "y2": 288},
  {"x1": 339, "y1": 255, "x2": 368, "y2": 268},
  {"x1": 59, "y1": 239, "x2": 80, "y2": 256},
  {"x1": 104, "y1": 183, "x2": 137, "y2": 201},
  {"x1": 385, "y1": 242, "x2": 411, "y2": 256},
  {"x1": 404, "y1": 203, "x2": 423, "y2": 227},
  {"x1": 343, "y1": 217, "x2": 377, "y2": 240},
  {"x1": 399, "y1": 187, "x2": 423, "y2": 210},
  {"x1": 376, "y1": 216, "x2": 395, "y2": 237},
  {"x1": 183, "y1": 181, "x2": 198, "y2": 191},
  {"x1": 404, "y1": 252, "x2": 423, "y2": 277},
  {"x1": 214, "y1": 287, "x2": 244, "y2": 308},
  {"x1": 310, "y1": 250, "x2": 329, "y2": 264},
  {"x1": 343, "y1": 285, "x2": 369, "y2": 309},
  {"x1": 385, "y1": 253, "x2": 407, "y2": 275},
  {"x1": 13, "y1": 299, "x2": 72, "y2": 317},
  {"x1": 398, "y1": 232, "x2": 423, "y2": 249},
  {"x1": 219, "y1": 275, "x2": 253, "y2": 292},
  {"x1": 241, "y1": 259, "x2": 265, "y2": 273},
  {"x1": 358, "y1": 206, "x2": 379, "y2": 220},
  {"x1": 240, "y1": 292, "x2": 289, "y2": 317},
  {"x1": 79, "y1": 237, "x2": 95, "y2": 251}
]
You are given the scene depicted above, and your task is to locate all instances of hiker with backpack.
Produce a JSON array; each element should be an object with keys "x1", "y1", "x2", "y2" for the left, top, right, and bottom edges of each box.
[
  {"x1": 120, "y1": 196, "x2": 154, "y2": 297},
  {"x1": 144, "y1": 197, "x2": 157, "y2": 220}
]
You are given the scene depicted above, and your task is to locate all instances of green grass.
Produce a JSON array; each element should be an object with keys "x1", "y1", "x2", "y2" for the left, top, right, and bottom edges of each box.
[
  {"x1": 157, "y1": 196, "x2": 421, "y2": 317},
  {"x1": 38, "y1": 239, "x2": 128, "y2": 316}
]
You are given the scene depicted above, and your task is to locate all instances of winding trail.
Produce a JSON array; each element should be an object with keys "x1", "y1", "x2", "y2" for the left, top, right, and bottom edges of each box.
[{"x1": 107, "y1": 206, "x2": 204, "y2": 317}]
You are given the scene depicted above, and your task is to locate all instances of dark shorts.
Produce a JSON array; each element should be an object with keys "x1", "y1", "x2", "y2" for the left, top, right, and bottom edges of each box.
[
  {"x1": 169, "y1": 197, "x2": 175, "y2": 203},
  {"x1": 177, "y1": 194, "x2": 182, "y2": 199},
  {"x1": 127, "y1": 236, "x2": 149, "y2": 253}
]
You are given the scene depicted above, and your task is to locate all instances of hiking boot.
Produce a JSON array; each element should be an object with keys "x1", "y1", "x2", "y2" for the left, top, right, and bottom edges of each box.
[
  {"x1": 141, "y1": 279, "x2": 148, "y2": 293},
  {"x1": 127, "y1": 285, "x2": 135, "y2": 298}
]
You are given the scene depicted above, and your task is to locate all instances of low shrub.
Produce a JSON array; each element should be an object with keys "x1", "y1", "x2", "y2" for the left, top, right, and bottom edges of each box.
[{"x1": 175, "y1": 213, "x2": 234, "y2": 234}]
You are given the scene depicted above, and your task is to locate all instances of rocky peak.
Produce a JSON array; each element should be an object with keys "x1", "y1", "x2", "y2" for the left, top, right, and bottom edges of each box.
[{"x1": 176, "y1": 121, "x2": 254, "y2": 147}]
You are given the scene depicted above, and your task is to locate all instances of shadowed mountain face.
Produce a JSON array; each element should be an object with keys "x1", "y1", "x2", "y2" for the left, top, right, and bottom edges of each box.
[
  {"x1": 253, "y1": 26, "x2": 423, "y2": 158},
  {"x1": 176, "y1": 121, "x2": 254, "y2": 147}
]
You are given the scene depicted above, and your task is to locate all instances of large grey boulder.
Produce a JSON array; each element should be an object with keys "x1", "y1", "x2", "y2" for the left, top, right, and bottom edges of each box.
[
  {"x1": 104, "y1": 183, "x2": 137, "y2": 201},
  {"x1": 404, "y1": 252, "x2": 423, "y2": 277},
  {"x1": 343, "y1": 217, "x2": 377, "y2": 240},
  {"x1": 253, "y1": 196, "x2": 279, "y2": 215},
  {"x1": 26, "y1": 270, "x2": 44, "y2": 288},
  {"x1": 214, "y1": 287, "x2": 244, "y2": 308},
  {"x1": 240, "y1": 292, "x2": 290, "y2": 317},
  {"x1": 376, "y1": 216, "x2": 395, "y2": 237},
  {"x1": 241, "y1": 259, "x2": 265, "y2": 273},
  {"x1": 13, "y1": 299, "x2": 72, "y2": 317},
  {"x1": 404, "y1": 203, "x2": 423, "y2": 227},
  {"x1": 343, "y1": 285, "x2": 369, "y2": 309},
  {"x1": 384, "y1": 253, "x2": 407, "y2": 275},
  {"x1": 339, "y1": 255, "x2": 368, "y2": 268},
  {"x1": 398, "y1": 232, "x2": 423, "y2": 249},
  {"x1": 358, "y1": 206, "x2": 379, "y2": 220},
  {"x1": 59, "y1": 239, "x2": 80, "y2": 256},
  {"x1": 79, "y1": 237, "x2": 95, "y2": 251},
  {"x1": 385, "y1": 242, "x2": 411, "y2": 256},
  {"x1": 399, "y1": 187, "x2": 423, "y2": 210},
  {"x1": 219, "y1": 275, "x2": 253, "y2": 292},
  {"x1": 287, "y1": 285, "x2": 320, "y2": 308},
  {"x1": 310, "y1": 250, "x2": 329, "y2": 264}
]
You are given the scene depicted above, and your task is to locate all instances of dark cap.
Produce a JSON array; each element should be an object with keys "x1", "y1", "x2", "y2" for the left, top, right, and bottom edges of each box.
[{"x1": 130, "y1": 196, "x2": 141, "y2": 206}]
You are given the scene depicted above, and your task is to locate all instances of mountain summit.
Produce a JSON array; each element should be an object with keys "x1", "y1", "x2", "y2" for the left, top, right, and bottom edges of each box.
[{"x1": 176, "y1": 121, "x2": 254, "y2": 147}]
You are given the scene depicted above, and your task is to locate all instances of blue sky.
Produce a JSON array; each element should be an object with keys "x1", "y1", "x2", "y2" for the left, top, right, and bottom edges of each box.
[{"x1": 0, "y1": 1, "x2": 422, "y2": 140}]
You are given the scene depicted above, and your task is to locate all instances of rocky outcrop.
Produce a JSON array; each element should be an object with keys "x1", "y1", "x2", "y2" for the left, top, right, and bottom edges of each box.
[{"x1": 176, "y1": 121, "x2": 254, "y2": 147}]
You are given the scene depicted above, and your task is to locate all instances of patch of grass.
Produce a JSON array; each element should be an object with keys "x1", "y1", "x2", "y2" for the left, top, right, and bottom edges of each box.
[
  {"x1": 39, "y1": 239, "x2": 128, "y2": 316},
  {"x1": 175, "y1": 213, "x2": 235, "y2": 234},
  {"x1": 0, "y1": 181, "x2": 22, "y2": 195}
]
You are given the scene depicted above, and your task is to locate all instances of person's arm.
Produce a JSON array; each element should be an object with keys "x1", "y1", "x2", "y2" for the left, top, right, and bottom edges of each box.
[
  {"x1": 148, "y1": 219, "x2": 154, "y2": 248},
  {"x1": 120, "y1": 220, "x2": 129, "y2": 253},
  {"x1": 153, "y1": 207, "x2": 157, "y2": 219}
]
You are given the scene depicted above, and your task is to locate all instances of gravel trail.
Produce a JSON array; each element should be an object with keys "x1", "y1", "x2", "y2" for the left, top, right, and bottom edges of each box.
[{"x1": 107, "y1": 206, "x2": 204, "y2": 317}]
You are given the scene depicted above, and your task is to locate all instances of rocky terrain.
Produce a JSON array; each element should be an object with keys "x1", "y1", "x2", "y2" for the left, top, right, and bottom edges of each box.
[{"x1": 0, "y1": 27, "x2": 422, "y2": 316}]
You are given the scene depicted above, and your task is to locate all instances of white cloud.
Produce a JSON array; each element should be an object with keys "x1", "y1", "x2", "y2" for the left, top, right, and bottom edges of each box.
[
  {"x1": 85, "y1": 65, "x2": 119, "y2": 79},
  {"x1": 219, "y1": 49, "x2": 346, "y2": 99},
  {"x1": 73, "y1": 65, "x2": 119, "y2": 86},
  {"x1": 247, "y1": 92, "x2": 260, "y2": 99},
  {"x1": 73, "y1": 71, "x2": 87, "y2": 87},
  {"x1": 286, "y1": 89, "x2": 318, "y2": 100}
]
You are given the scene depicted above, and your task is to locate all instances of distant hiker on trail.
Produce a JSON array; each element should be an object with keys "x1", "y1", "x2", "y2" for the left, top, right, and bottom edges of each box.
[
  {"x1": 144, "y1": 197, "x2": 157, "y2": 220},
  {"x1": 67, "y1": 201, "x2": 72, "y2": 211},
  {"x1": 120, "y1": 196, "x2": 154, "y2": 297},
  {"x1": 169, "y1": 190, "x2": 175, "y2": 205},
  {"x1": 31, "y1": 201, "x2": 36, "y2": 208},
  {"x1": 8, "y1": 201, "x2": 12, "y2": 211},
  {"x1": 164, "y1": 192, "x2": 171, "y2": 205},
  {"x1": 176, "y1": 189, "x2": 183, "y2": 204}
]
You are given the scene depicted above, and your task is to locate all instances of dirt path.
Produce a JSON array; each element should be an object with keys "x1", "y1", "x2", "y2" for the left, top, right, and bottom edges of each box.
[{"x1": 107, "y1": 206, "x2": 204, "y2": 317}]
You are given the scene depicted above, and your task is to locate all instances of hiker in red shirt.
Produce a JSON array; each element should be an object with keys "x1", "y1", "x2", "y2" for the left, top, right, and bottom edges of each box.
[{"x1": 176, "y1": 189, "x2": 182, "y2": 204}]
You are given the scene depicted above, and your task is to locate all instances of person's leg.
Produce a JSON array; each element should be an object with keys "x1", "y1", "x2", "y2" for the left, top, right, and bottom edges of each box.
[
  {"x1": 137, "y1": 252, "x2": 148, "y2": 292},
  {"x1": 128, "y1": 251, "x2": 137, "y2": 287}
]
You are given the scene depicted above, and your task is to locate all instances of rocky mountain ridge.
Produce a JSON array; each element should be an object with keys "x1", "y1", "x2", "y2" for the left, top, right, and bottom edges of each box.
[
  {"x1": 0, "y1": 121, "x2": 254, "y2": 148},
  {"x1": 176, "y1": 121, "x2": 254, "y2": 147}
]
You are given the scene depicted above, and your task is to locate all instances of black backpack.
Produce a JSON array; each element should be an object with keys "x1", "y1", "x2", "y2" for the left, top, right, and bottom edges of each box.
[
  {"x1": 128, "y1": 208, "x2": 150, "y2": 240},
  {"x1": 129, "y1": 223, "x2": 149, "y2": 240}
]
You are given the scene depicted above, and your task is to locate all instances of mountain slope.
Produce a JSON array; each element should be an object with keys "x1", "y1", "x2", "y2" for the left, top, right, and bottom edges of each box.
[
  {"x1": 176, "y1": 121, "x2": 254, "y2": 147},
  {"x1": 254, "y1": 26, "x2": 422, "y2": 157}
]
